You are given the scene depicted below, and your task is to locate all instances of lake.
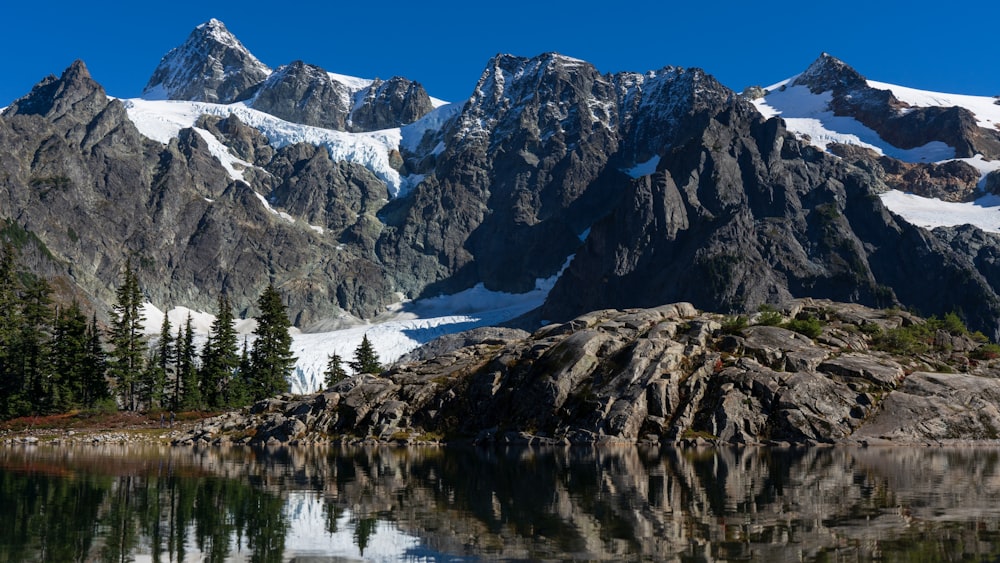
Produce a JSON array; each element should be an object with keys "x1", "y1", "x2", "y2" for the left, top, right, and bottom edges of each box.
[{"x1": 2, "y1": 444, "x2": 1000, "y2": 561}]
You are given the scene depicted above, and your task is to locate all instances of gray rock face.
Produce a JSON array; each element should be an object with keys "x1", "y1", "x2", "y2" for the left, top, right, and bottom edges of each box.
[
  {"x1": 829, "y1": 143, "x2": 982, "y2": 202},
  {"x1": 177, "y1": 300, "x2": 1000, "y2": 446},
  {"x1": 378, "y1": 53, "x2": 737, "y2": 298},
  {"x1": 350, "y1": 76, "x2": 435, "y2": 131},
  {"x1": 142, "y1": 19, "x2": 271, "y2": 103},
  {"x1": 539, "y1": 96, "x2": 1000, "y2": 338},
  {"x1": 248, "y1": 61, "x2": 355, "y2": 130},
  {"x1": 0, "y1": 60, "x2": 397, "y2": 324}
]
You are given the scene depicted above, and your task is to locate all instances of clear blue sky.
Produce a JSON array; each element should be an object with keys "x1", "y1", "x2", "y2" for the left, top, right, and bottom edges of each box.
[{"x1": 2, "y1": 1, "x2": 998, "y2": 107}]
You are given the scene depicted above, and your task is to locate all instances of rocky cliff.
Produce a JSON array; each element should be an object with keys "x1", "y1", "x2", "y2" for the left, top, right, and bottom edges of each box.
[{"x1": 176, "y1": 299, "x2": 1000, "y2": 446}]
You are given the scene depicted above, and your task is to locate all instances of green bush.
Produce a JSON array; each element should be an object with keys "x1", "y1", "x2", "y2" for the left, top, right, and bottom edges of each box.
[
  {"x1": 756, "y1": 305, "x2": 783, "y2": 326},
  {"x1": 721, "y1": 315, "x2": 748, "y2": 335},
  {"x1": 784, "y1": 315, "x2": 823, "y2": 339}
]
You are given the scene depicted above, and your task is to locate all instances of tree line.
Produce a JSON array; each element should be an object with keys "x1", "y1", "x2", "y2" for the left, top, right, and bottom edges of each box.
[{"x1": 0, "y1": 249, "x2": 298, "y2": 420}]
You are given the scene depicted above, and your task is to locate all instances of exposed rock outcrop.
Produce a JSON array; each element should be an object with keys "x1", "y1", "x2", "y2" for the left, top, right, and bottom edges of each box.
[{"x1": 175, "y1": 300, "x2": 1000, "y2": 447}]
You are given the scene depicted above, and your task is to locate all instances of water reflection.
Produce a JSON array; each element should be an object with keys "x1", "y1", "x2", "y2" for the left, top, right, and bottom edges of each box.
[{"x1": 2, "y1": 445, "x2": 1000, "y2": 561}]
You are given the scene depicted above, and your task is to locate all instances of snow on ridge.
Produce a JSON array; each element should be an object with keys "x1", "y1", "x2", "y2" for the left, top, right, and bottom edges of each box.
[
  {"x1": 122, "y1": 97, "x2": 407, "y2": 196},
  {"x1": 327, "y1": 71, "x2": 374, "y2": 91},
  {"x1": 754, "y1": 84, "x2": 956, "y2": 162},
  {"x1": 868, "y1": 80, "x2": 1000, "y2": 131},
  {"x1": 192, "y1": 127, "x2": 251, "y2": 182},
  {"x1": 880, "y1": 190, "x2": 1000, "y2": 234},
  {"x1": 400, "y1": 102, "x2": 462, "y2": 154}
]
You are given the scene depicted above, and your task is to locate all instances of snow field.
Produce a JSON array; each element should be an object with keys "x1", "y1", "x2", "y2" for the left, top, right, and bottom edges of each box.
[{"x1": 141, "y1": 270, "x2": 559, "y2": 395}]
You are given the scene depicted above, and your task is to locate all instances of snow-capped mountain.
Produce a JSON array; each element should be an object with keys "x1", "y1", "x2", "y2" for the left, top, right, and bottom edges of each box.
[
  {"x1": 4, "y1": 22, "x2": 1000, "y2": 395},
  {"x1": 143, "y1": 18, "x2": 272, "y2": 103},
  {"x1": 750, "y1": 52, "x2": 1000, "y2": 232}
]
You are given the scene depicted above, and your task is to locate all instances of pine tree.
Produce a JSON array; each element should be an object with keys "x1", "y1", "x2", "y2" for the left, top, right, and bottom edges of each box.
[
  {"x1": 108, "y1": 258, "x2": 146, "y2": 411},
  {"x1": 143, "y1": 315, "x2": 177, "y2": 408},
  {"x1": 248, "y1": 285, "x2": 295, "y2": 400},
  {"x1": 81, "y1": 313, "x2": 109, "y2": 408},
  {"x1": 349, "y1": 335, "x2": 382, "y2": 375},
  {"x1": 199, "y1": 294, "x2": 240, "y2": 408},
  {"x1": 177, "y1": 315, "x2": 200, "y2": 411},
  {"x1": 324, "y1": 353, "x2": 347, "y2": 387},
  {"x1": 19, "y1": 277, "x2": 54, "y2": 415},
  {"x1": 50, "y1": 301, "x2": 89, "y2": 412}
]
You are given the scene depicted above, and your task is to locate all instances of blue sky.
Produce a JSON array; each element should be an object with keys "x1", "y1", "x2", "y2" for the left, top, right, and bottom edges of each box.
[{"x1": 2, "y1": 1, "x2": 998, "y2": 107}]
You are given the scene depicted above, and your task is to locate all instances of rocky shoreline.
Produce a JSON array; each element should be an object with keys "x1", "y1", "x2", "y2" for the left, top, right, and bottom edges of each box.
[{"x1": 161, "y1": 299, "x2": 1000, "y2": 448}]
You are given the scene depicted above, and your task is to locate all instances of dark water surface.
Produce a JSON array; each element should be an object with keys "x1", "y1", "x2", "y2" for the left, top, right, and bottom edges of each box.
[{"x1": 2, "y1": 444, "x2": 1000, "y2": 561}]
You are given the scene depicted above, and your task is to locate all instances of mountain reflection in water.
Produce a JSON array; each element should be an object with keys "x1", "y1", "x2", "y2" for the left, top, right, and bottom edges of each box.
[{"x1": 1, "y1": 444, "x2": 1000, "y2": 561}]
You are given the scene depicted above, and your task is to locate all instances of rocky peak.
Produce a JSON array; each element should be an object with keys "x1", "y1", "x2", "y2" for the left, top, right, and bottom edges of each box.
[
  {"x1": 349, "y1": 76, "x2": 434, "y2": 131},
  {"x1": 248, "y1": 60, "x2": 354, "y2": 130},
  {"x1": 791, "y1": 52, "x2": 868, "y2": 94},
  {"x1": 4, "y1": 60, "x2": 109, "y2": 124},
  {"x1": 142, "y1": 18, "x2": 271, "y2": 103}
]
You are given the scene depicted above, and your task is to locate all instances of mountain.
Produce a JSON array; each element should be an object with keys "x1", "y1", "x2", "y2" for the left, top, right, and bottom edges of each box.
[
  {"x1": 143, "y1": 19, "x2": 436, "y2": 133},
  {"x1": 3, "y1": 22, "x2": 1000, "y2": 395},
  {"x1": 143, "y1": 19, "x2": 272, "y2": 103}
]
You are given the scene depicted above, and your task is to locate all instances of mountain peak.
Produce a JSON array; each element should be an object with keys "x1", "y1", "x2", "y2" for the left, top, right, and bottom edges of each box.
[
  {"x1": 142, "y1": 19, "x2": 271, "y2": 103},
  {"x1": 5, "y1": 59, "x2": 107, "y2": 121},
  {"x1": 792, "y1": 52, "x2": 867, "y2": 94}
]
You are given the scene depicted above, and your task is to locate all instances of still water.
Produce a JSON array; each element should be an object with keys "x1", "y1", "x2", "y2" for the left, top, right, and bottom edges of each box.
[{"x1": 2, "y1": 444, "x2": 1000, "y2": 561}]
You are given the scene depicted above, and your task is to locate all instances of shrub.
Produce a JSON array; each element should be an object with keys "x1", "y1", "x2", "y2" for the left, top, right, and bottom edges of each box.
[
  {"x1": 721, "y1": 315, "x2": 748, "y2": 335},
  {"x1": 972, "y1": 343, "x2": 1000, "y2": 361},
  {"x1": 784, "y1": 316, "x2": 823, "y2": 339},
  {"x1": 756, "y1": 305, "x2": 783, "y2": 326}
]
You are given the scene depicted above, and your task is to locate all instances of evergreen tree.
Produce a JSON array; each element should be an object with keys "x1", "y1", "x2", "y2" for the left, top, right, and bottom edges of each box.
[
  {"x1": 199, "y1": 294, "x2": 240, "y2": 408},
  {"x1": 143, "y1": 315, "x2": 176, "y2": 408},
  {"x1": 324, "y1": 353, "x2": 347, "y2": 387},
  {"x1": 349, "y1": 335, "x2": 382, "y2": 375},
  {"x1": 108, "y1": 258, "x2": 146, "y2": 411},
  {"x1": 18, "y1": 277, "x2": 54, "y2": 415},
  {"x1": 50, "y1": 301, "x2": 89, "y2": 412},
  {"x1": 81, "y1": 313, "x2": 109, "y2": 408},
  {"x1": 176, "y1": 315, "x2": 200, "y2": 411},
  {"x1": 248, "y1": 285, "x2": 295, "y2": 400}
]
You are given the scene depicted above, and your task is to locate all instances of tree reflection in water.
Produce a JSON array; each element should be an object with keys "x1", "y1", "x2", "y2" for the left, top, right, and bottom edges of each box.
[{"x1": 2, "y1": 445, "x2": 1000, "y2": 561}]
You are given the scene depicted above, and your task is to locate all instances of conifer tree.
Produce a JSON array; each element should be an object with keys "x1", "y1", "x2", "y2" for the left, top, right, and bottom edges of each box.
[
  {"x1": 108, "y1": 258, "x2": 146, "y2": 411},
  {"x1": 144, "y1": 315, "x2": 176, "y2": 408},
  {"x1": 349, "y1": 335, "x2": 382, "y2": 375},
  {"x1": 19, "y1": 277, "x2": 53, "y2": 415},
  {"x1": 50, "y1": 301, "x2": 89, "y2": 412},
  {"x1": 248, "y1": 285, "x2": 295, "y2": 400},
  {"x1": 177, "y1": 315, "x2": 200, "y2": 411},
  {"x1": 81, "y1": 313, "x2": 109, "y2": 408},
  {"x1": 324, "y1": 353, "x2": 347, "y2": 387},
  {"x1": 199, "y1": 294, "x2": 240, "y2": 408}
]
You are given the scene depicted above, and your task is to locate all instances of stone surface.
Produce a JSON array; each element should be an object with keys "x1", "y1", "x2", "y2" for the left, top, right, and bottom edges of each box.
[{"x1": 173, "y1": 300, "x2": 1000, "y2": 446}]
